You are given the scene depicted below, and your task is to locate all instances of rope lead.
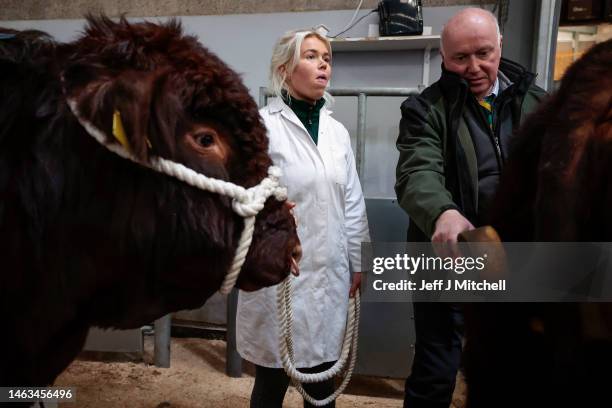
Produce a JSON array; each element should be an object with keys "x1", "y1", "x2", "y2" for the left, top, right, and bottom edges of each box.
[{"x1": 277, "y1": 277, "x2": 360, "y2": 406}]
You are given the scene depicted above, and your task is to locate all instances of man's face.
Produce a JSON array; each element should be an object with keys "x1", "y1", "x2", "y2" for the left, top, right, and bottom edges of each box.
[{"x1": 441, "y1": 20, "x2": 502, "y2": 99}]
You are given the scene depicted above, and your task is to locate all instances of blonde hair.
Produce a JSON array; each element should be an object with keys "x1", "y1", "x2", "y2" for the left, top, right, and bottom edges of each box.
[{"x1": 269, "y1": 29, "x2": 333, "y2": 105}]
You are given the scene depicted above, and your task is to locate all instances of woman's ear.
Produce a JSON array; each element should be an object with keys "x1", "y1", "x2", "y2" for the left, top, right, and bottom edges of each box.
[{"x1": 279, "y1": 64, "x2": 290, "y2": 84}]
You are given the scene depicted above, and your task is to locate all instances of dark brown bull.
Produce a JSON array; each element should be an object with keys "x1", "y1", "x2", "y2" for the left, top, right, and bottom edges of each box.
[
  {"x1": 0, "y1": 16, "x2": 299, "y2": 388},
  {"x1": 463, "y1": 39, "x2": 612, "y2": 407}
]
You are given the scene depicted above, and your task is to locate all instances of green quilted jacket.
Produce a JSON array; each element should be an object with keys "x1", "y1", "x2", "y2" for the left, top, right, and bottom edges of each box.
[{"x1": 395, "y1": 58, "x2": 547, "y2": 241}]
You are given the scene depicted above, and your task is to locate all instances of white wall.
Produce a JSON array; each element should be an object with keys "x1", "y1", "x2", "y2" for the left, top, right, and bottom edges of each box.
[{"x1": 2, "y1": 6, "x2": 478, "y2": 198}]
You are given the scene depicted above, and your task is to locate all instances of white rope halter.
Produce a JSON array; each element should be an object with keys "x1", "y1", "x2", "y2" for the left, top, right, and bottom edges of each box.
[
  {"x1": 66, "y1": 99, "x2": 287, "y2": 295},
  {"x1": 277, "y1": 277, "x2": 360, "y2": 406}
]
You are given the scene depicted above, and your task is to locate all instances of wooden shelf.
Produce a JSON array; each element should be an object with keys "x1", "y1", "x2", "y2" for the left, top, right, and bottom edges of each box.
[{"x1": 330, "y1": 35, "x2": 440, "y2": 52}]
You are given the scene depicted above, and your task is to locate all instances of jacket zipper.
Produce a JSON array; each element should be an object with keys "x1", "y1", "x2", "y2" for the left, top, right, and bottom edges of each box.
[
  {"x1": 493, "y1": 94, "x2": 512, "y2": 167},
  {"x1": 493, "y1": 132, "x2": 502, "y2": 161}
]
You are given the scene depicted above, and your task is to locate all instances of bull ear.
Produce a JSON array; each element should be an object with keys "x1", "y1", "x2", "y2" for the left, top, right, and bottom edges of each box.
[{"x1": 63, "y1": 64, "x2": 163, "y2": 162}]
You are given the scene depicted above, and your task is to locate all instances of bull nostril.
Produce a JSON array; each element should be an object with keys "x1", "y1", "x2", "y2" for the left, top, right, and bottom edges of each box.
[
  {"x1": 285, "y1": 200, "x2": 298, "y2": 226},
  {"x1": 290, "y1": 244, "x2": 302, "y2": 277},
  {"x1": 292, "y1": 245, "x2": 303, "y2": 263}
]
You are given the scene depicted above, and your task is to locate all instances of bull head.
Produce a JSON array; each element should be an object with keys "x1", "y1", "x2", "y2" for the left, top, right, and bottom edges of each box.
[
  {"x1": 460, "y1": 39, "x2": 612, "y2": 408},
  {"x1": 57, "y1": 17, "x2": 301, "y2": 302}
]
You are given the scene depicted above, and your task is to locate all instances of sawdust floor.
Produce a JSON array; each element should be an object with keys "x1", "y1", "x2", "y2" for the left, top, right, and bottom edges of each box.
[{"x1": 55, "y1": 337, "x2": 466, "y2": 408}]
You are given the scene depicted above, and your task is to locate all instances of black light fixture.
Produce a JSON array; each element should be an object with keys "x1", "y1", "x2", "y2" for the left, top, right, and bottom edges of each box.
[{"x1": 377, "y1": 0, "x2": 424, "y2": 36}]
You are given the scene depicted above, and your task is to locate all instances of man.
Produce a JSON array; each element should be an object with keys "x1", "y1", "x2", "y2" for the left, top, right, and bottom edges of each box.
[{"x1": 395, "y1": 8, "x2": 546, "y2": 408}]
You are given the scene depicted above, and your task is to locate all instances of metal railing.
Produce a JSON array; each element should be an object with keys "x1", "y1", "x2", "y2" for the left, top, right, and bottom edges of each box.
[{"x1": 259, "y1": 87, "x2": 419, "y2": 178}]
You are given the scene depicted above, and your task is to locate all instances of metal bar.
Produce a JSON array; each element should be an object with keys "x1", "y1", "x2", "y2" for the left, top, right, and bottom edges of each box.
[
  {"x1": 225, "y1": 288, "x2": 243, "y2": 377},
  {"x1": 259, "y1": 87, "x2": 418, "y2": 98},
  {"x1": 257, "y1": 86, "x2": 417, "y2": 183},
  {"x1": 329, "y1": 88, "x2": 418, "y2": 97},
  {"x1": 154, "y1": 314, "x2": 171, "y2": 368},
  {"x1": 422, "y1": 45, "x2": 431, "y2": 87},
  {"x1": 534, "y1": 0, "x2": 561, "y2": 91},
  {"x1": 356, "y1": 93, "x2": 367, "y2": 178},
  {"x1": 258, "y1": 86, "x2": 268, "y2": 108}
]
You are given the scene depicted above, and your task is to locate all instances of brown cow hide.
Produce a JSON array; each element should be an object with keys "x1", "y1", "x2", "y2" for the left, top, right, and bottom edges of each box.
[
  {"x1": 464, "y1": 39, "x2": 612, "y2": 408},
  {"x1": 0, "y1": 16, "x2": 299, "y2": 389}
]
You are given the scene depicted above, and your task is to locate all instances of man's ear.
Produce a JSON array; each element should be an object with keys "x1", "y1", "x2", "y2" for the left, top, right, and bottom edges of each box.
[
  {"x1": 499, "y1": 35, "x2": 503, "y2": 50},
  {"x1": 63, "y1": 64, "x2": 166, "y2": 162}
]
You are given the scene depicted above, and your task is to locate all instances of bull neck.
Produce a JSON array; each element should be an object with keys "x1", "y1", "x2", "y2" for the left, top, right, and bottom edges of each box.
[{"x1": 283, "y1": 93, "x2": 325, "y2": 145}]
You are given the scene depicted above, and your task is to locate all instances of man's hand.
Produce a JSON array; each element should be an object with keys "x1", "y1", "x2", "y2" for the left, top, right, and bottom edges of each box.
[
  {"x1": 431, "y1": 209, "x2": 475, "y2": 257},
  {"x1": 349, "y1": 272, "x2": 362, "y2": 298},
  {"x1": 432, "y1": 209, "x2": 475, "y2": 243}
]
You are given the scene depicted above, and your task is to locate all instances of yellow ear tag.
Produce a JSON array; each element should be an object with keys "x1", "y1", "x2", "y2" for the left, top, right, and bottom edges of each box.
[{"x1": 112, "y1": 110, "x2": 130, "y2": 152}]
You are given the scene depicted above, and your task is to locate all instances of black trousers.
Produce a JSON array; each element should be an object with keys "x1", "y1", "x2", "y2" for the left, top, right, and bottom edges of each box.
[
  {"x1": 250, "y1": 361, "x2": 336, "y2": 408},
  {"x1": 403, "y1": 302, "x2": 464, "y2": 408}
]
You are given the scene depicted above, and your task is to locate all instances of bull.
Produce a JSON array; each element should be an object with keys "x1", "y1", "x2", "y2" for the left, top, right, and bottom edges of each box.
[
  {"x1": 463, "y1": 39, "x2": 612, "y2": 407},
  {"x1": 0, "y1": 16, "x2": 300, "y2": 388}
]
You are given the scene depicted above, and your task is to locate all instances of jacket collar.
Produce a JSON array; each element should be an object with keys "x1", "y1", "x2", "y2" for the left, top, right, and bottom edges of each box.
[
  {"x1": 498, "y1": 58, "x2": 536, "y2": 96},
  {"x1": 268, "y1": 96, "x2": 286, "y2": 113}
]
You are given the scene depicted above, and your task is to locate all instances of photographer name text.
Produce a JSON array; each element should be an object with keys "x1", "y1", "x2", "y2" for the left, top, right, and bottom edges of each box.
[{"x1": 372, "y1": 279, "x2": 506, "y2": 292}]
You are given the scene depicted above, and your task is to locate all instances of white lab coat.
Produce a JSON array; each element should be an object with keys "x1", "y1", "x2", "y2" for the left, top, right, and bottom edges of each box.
[{"x1": 236, "y1": 97, "x2": 370, "y2": 368}]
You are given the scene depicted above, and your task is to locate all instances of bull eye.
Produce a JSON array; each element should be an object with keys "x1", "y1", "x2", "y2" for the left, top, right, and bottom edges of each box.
[{"x1": 195, "y1": 132, "x2": 215, "y2": 147}]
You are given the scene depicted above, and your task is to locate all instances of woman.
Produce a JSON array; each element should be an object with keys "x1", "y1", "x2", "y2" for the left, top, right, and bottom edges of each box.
[{"x1": 236, "y1": 28, "x2": 370, "y2": 408}]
